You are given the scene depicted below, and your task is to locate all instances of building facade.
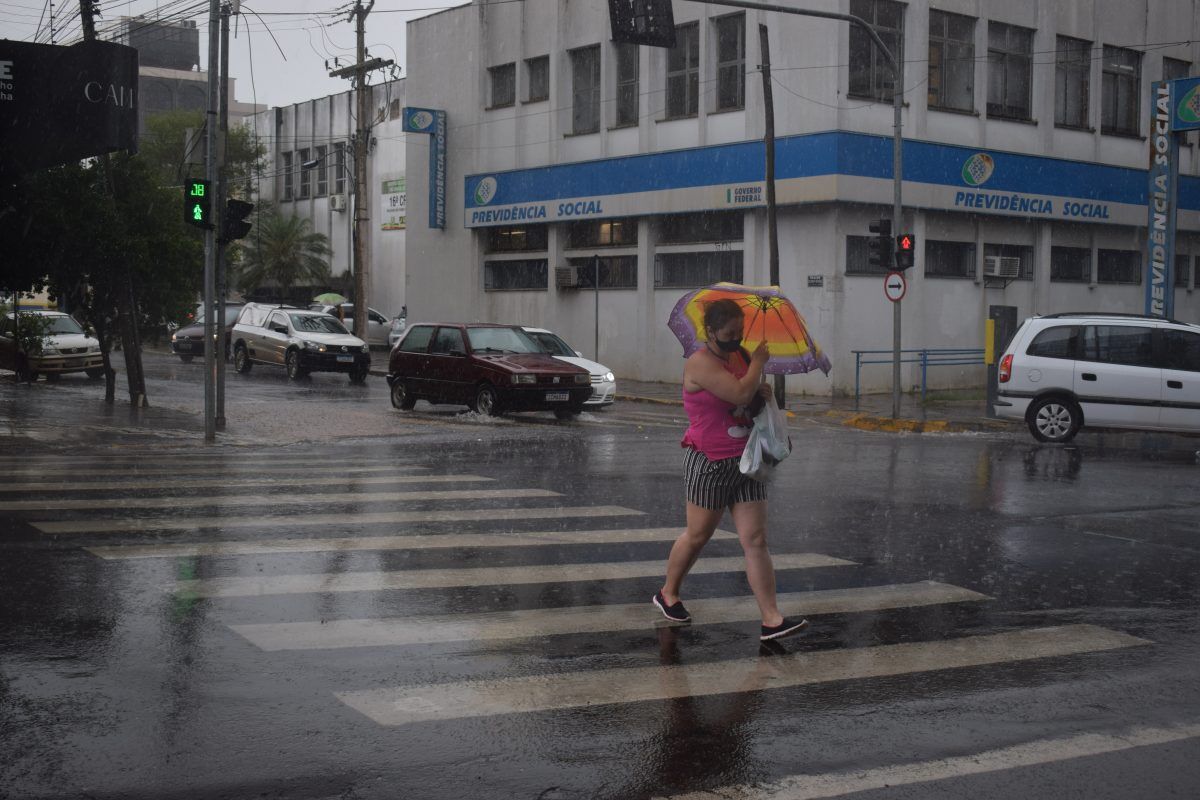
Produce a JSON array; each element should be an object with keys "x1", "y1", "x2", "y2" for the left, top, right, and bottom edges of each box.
[
  {"x1": 245, "y1": 80, "x2": 408, "y2": 317},
  {"x1": 404, "y1": 0, "x2": 1200, "y2": 395}
]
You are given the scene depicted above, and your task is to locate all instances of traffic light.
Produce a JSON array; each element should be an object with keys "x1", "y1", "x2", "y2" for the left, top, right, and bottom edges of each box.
[
  {"x1": 184, "y1": 179, "x2": 211, "y2": 229},
  {"x1": 895, "y1": 233, "x2": 916, "y2": 270},
  {"x1": 868, "y1": 218, "x2": 893, "y2": 271},
  {"x1": 220, "y1": 199, "x2": 254, "y2": 244}
]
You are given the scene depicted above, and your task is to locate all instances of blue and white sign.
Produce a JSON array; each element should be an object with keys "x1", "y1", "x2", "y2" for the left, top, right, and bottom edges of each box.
[
  {"x1": 1170, "y1": 76, "x2": 1200, "y2": 132},
  {"x1": 1147, "y1": 81, "x2": 1178, "y2": 319},
  {"x1": 403, "y1": 106, "x2": 446, "y2": 229}
]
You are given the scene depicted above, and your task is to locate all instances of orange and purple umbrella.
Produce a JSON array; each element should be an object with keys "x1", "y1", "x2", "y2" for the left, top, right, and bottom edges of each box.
[{"x1": 668, "y1": 282, "x2": 832, "y2": 375}]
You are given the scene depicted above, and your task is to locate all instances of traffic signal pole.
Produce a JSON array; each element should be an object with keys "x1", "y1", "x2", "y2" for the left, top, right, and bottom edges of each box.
[
  {"x1": 215, "y1": 1, "x2": 231, "y2": 430},
  {"x1": 203, "y1": 0, "x2": 220, "y2": 442}
]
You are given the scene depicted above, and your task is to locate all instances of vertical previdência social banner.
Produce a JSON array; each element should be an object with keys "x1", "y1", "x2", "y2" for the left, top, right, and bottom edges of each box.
[{"x1": 1146, "y1": 81, "x2": 1178, "y2": 319}]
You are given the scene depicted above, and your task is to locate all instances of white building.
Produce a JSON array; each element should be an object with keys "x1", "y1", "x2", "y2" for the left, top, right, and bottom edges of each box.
[
  {"x1": 245, "y1": 79, "x2": 408, "y2": 318},
  {"x1": 404, "y1": 0, "x2": 1200, "y2": 395}
]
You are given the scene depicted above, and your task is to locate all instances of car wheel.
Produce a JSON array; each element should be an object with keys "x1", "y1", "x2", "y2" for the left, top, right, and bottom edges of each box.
[
  {"x1": 390, "y1": 380, "x2": 416, "y2": 410},
  {"x1": 474, "y1": 383, "x2": 502, "y2": 417},
  {"x1": 85, "y1": 367, "x2": 105, "y2": 379},
  {"x1": 554, "y1": 406, "x2": 581, "y2": 420},
  {"x1": 349, "y1": 365, "x2": 369, "y2": 384},
  {"x1": 285, "y1": 349, "x2": 308, "y2": 380},
  {"x1": 234, "y1": 344, "x2": 252, "y2": 374},
  {"x1": 1027, "y1": 396, "x2": 1082, "y2": 444},
  {"x1": 179, "y1": 355, "x2": 194, "y2": 363}
]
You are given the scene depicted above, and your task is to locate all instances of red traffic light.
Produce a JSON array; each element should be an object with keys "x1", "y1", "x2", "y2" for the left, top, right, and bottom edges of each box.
[
  {"x1": 897, "y1": 234, "x2": 914, "y2": 251},
  {"x1": 894, "y1": 233, "x2": 916, "y2": 270}
]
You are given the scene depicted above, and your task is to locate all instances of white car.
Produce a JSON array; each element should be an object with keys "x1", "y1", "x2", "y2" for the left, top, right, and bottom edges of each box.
[
  {"x1": 309, "y1": 303, "x2": 391, "y2": 349},
  {"x1": 387, "y1": 312, "x2": 407, "y2": 349},
  {"x1": 994, "y1": 312, "x2": 1200, "y2": 442},
  {"x1": 520, "y1": 327, "x2": 615, "y2": 407},
  {"x1": 0, "y1": 310, "x2": 104, "y2": 380}
]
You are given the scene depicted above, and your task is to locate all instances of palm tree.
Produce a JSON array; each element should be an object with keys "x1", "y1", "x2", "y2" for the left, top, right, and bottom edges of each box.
[{"x1": 235, "y1": 211, "x2": 332, "y2": 301}]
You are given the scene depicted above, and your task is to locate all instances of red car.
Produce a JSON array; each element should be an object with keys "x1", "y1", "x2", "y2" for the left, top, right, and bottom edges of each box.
[{"x1": 387, "y1": 323, "x2": 591, "y2": 418}]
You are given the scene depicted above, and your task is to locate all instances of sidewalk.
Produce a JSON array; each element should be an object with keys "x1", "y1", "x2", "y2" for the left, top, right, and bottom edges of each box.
[{"x1": 616, "y1": 378, "x2": 1013, "y2": 434}]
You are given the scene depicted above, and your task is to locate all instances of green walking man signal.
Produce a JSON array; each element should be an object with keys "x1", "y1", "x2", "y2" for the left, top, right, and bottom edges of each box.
[{"x1": 184, "y1": 179, "x2": 212, "y2": 230}]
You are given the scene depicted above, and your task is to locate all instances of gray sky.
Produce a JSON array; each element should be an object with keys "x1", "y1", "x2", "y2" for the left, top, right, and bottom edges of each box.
[{"x1": 4, "y1": 0, "x2": 462, "y2": 109}]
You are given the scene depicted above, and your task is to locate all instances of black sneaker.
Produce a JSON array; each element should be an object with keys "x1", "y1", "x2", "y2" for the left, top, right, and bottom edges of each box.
[
  {"x1": 760, "y1": 617, "x2": 809, "y2": 641},
  {"x1": 652, "y1": 591, "x2": 691, "y2": 623}
]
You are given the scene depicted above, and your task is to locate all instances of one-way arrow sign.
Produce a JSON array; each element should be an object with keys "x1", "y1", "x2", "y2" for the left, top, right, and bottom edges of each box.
[{"x1": 884, "y1": 271, "x2": 907, "y2": 303}]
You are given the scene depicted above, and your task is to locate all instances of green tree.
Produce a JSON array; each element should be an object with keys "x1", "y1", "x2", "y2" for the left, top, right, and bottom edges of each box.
[
  {"x1": 235, "y1": 211, "x2": 332, "y2": 302},
  {"x1": 138, "y1": 109, "x2": 266, "y2": 191}
]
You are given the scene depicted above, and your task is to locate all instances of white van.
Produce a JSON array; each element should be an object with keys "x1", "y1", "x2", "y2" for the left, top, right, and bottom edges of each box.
[{"x1": 994, "y1": 313, "x2": 1200, "y2": 442}]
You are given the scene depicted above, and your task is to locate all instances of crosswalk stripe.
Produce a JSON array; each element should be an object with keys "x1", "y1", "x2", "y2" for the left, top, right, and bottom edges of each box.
[
  {"x1": 35, "y1": 504, "x2": 646, "y2": 534},
  {"x1": 229, "y1": 581, "x2": 982, "y2": 651},
  {"x1": 86, "y1": 527, "x2": 728, "y2": 560},
  {"x1": 0, "y1": 464, "x2": 408, "y2": 479},
  {"x1": 0, "y1": 487, "x2": 560, "y2": 511},
  {"x1": 0, "y1": 455, "x2": 400, "y2": 467},
  {"x1": 2, "y1": 473, "x2": 482, "y2": 494},
  {"x1": 657, "y1": 723, "x2": 1200, "y2": 800},
  {"x1": 335, "y1": 624, "x2": 1149, "y2": 726},
  {"x1": 177, "y1": 553, "x2": 852, "y2": 598}
]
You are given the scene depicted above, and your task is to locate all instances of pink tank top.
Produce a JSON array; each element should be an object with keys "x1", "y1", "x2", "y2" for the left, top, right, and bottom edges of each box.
[{"x1": 681, "y1": 352, "x2": 754, "y2": 460}]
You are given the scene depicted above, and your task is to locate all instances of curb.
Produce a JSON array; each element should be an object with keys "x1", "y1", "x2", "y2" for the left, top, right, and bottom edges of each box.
[{"x1": 827, "y1": 410, "x2": 1012, "y2": 434}]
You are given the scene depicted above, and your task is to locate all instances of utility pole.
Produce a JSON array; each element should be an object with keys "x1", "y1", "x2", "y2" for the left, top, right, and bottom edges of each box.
[
  {"x1": 215, "y1": 0, "x2": 233, "y2": 429},
  {"x1": 329, "y1": 1, "x2": 391, "y2": 342},
  {"x1": 203, "y1": 0, "x2": 220, "y2": 441},
  {"x1": 758, "y1": 23, "x2": 783, "y2": 410}
]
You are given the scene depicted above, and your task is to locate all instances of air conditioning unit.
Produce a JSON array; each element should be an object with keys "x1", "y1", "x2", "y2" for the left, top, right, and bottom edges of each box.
[
  {"x1": 555, "y1": 266, "x2": 581, "y2": 289},
  {"x1": 984, "y1": 255, "x2": 1021, "y2": 279},
  {"x1": 329, "y1": 194, "x2": 347, "y2": 212}
]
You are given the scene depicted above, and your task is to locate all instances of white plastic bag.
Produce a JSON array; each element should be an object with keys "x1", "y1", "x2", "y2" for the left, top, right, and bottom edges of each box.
[{"x1": 739, "y1": 394, "x2": 792, "y2": 480}]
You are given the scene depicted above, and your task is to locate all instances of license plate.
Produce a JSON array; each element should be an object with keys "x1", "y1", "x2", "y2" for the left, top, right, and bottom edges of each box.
[
  {"x1": 545, "y1": 391, "x2": 570, "y2": 402},
  {"x1": 176, "y1": 344, "x2": 193, "y2": 351},
  {"x1": 336, "y1": 355, "x2": 354, "y2": 363}
]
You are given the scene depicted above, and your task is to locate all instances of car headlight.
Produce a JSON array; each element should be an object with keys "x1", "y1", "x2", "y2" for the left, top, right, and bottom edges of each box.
[
  {"x1": 41, "y1": 347, "x2": 60, "y2": 356},
  {"x1": 574, "y1": 374, "x2": 589, "y2": 385},
  {"x1": 511, "y1": 374, "x2": 536, "y2": 384},
  {"x1": 604, "y1": 372, "x2": 614, "y2": 383},
  {"x1": 304, "y1": 340, "x2": 323, "y2": 351},
  {"x1": 88, "y1": 345, "x2": 101, "y2": 354},
  {"x1": 170, "y1": 333, "x2": 178, "y2": 342},
  {"x1": 361, "y1": 344, "x2": 370, "y2": 353}
]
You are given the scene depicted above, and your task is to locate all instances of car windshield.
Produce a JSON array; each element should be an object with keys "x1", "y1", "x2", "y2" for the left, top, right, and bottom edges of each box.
[
  {"x1": 290, "y1": 314, "x2": 349, "y2": 334},
  {"x1": 528, "y1": 331, "x2": 575, "y2": 357},
  {"x1": 42, "y1": 315, "x2": 85, "y2": 335},
  {"x1": 466, "y1": 327, "x2": 539, "y2": 354},
  {"x1": 195, "y1": 307, "x2": 243, "y2": 326}
]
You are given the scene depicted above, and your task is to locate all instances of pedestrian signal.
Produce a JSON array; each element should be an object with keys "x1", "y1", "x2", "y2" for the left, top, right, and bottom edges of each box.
[
  {"x1": 868, "y1": 218, "x2": 893, "y2": 271},
  {"x1": 184, "y1": 179, "x2": 212, "y2": 230},
  {"x1": 895, "y1": 233, "x2": 916, "y2": 270}
]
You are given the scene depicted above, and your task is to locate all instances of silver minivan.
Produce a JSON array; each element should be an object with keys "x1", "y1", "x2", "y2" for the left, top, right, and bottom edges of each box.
[{"x1": 995, "y1": 313, "x2": 1200, "y2": 442}]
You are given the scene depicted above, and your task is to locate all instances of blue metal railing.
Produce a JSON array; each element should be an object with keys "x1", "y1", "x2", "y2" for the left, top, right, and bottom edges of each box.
[{"x1": 852, "y1": 348, "x2": 985, "y2": 401}]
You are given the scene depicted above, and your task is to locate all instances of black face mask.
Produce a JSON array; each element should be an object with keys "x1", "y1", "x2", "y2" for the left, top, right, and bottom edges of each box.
[{"x1": 713, "y1": 337, "x2": 742, "y2": 353}]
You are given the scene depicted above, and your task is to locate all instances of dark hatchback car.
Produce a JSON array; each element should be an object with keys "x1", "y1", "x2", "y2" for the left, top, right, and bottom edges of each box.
[
  {"x1": 171, "y1": 303, "x2": 243, "y2": 362},
  {"x1": 387, "y1": 323, "x2": 592, "y2": 418}
]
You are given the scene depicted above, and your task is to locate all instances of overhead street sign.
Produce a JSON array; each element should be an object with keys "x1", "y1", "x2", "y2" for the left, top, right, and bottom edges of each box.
[{"x1": 884, "y1": 271, "x2": 906, "y2": 303}]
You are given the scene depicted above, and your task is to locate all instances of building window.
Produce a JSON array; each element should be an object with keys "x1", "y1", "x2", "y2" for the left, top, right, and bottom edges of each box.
[
  {"x1": 525, "y1": 55, "x2": 549, "y2": 102},
  {"x1": 297, "y1": 147, "x2": 311, "y2": 199},
  {"x1": 655, "y1": 251, "x2": 743, "y2": 288},
  {"x1": 615, "y1": 42, "x2": 639, "y2": 127},
  {"x1": 567, "y1": 218, "x2": 638, "y2": 248},
  {"x1": 845, "y1": 235, "x2": 888, "y2": 276},
  {"x1": 849, "y1": 0, "x2": 904, "y2": 102},
  {"x1": 1176, "y1": 254, "x2": 1192, "y2": 288},
  {"x1": 282, "y1": 151, "x2": 294, "y2": 201},
  {"x1": 484, "y1": 259, "x2": 548, "y2": 291},
  {"x1": 666, "y1": 23, "x2": 700, "y2": 118},
  {"x1": 571, "y1": 45, "x2": 601, "y2": 135},
  {"x1": 1097, "y1": 249, "x2": 1141, "y2": 284},
  {"x1": 1050, "y1": 246, "x2": 1091, "y2": 282},
  {"x1": 925, "y1": 240, "x2": 976, "y2": 278},
  {"x1": 715, "y1": 13, "x2": 745, "y2": 112},
  {"x1": 1163, "y1": 57, "x2": 1191, "y2": 81},
  {"x1": 486, "y1": 225, "x2": 548, "y2": 253},
  {"x1": 1102, "y1": 46, "x2": 1141, "y2": 136},
  {"x1": 333, "y1": 142, "x2": 346, "y2": 195},
  {"x1": 1055, "y1": 37, "x2": 1091, "y2": 129},
  {"x1": 488, "y1": 63, "x2": 516, "y2": 108},
  {"x1": 315, "y1": 144, "x2": 328, "y2": 197},
  {"x1": 659, "y1": 211, "x2": 743, "y2": 244},
  {"x1": 928, "y1": 10, "x2": 974, "y2": 112},
  {"x1": 567, "y1": 255, "x2": 639, "y2": 289},
  {"x1": 987, "y1": 22, "x2": 1033, "y2": 120},
  {"x1": 984, "y1": 243, "x2": 1034, "y2": 280}
]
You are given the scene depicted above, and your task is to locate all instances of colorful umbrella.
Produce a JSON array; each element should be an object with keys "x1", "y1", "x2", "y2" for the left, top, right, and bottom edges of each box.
[{"x1": 668, "y1": 282, "x2": 832, "y2": 375}]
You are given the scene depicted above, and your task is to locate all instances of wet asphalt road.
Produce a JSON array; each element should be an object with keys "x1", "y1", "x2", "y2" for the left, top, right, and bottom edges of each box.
[{"x1": 1, "y1": 353, "x2": 1199, "y2": 799}]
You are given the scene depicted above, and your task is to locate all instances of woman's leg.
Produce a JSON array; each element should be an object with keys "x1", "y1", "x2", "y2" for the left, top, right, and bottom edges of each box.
[
  {"x1": 660, "y1": 501, "x2": 724, "y2": 604},
  {"x1": 729, "y1": 499, "x2": 783, "y2": 627}
]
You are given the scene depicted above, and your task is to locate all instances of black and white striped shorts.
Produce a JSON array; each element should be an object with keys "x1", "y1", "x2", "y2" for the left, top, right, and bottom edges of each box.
[{"x1": 683, "y1": 447, "x2": 767, "y2": 510}]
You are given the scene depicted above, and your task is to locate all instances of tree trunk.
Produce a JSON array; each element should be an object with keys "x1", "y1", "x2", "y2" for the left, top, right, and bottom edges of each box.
[{"x1": 118, "y1": 270, "x2": 149, "y2": 408}]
